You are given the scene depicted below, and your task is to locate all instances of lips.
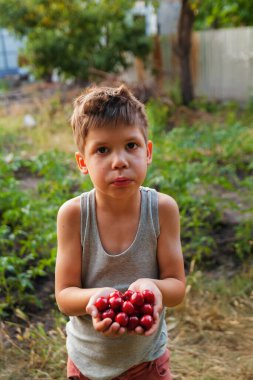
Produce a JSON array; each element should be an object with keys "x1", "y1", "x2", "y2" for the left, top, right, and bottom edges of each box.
[{"x1": 112, "y1": 177, "x2": 132, "y2": 186}]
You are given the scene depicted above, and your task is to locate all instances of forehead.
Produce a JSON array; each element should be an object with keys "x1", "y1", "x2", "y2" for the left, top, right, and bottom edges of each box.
[{"x1": 85, "y1": 124, "x2": 147, "y2": 144}]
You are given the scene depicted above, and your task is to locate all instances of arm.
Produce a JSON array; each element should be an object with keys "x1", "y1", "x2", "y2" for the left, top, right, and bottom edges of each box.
[
  {"x1": 55, "y1": 197, "x2": 112, "y2": 316},
  {"x1": 55, "y1": 198, "x2": 126, "y2": 335},
  {"x1": 129, "y1": 193, "x2": 185, "y2": 335},
  {"x1": 153, "y1": 193, "x2": 186, "y2": 307}
]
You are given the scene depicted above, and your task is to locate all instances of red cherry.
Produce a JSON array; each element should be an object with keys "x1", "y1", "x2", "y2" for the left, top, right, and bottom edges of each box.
[
  {"x1": 102, "y1": 309, "x2": 115, "y2": 320},
  {"x1": 115, "y1": 312, "x2": 129, "y2": 327},
  {"x1": 133, "y1": 305, "x2": 143, "y2": 317},
  {"x1": 130, "y1": 292, "x2": 144, "y2": 307},
  {"x1": 95, "y1": 297, "x2": 109, "y2": 312},
  {"x1": 140, "y1": 304, "x2": 153, "y2": 316},
  {"x1": 122, "y1": 301, "x2": 135, "y2": 315},
  {"x1": 109, "y1": 296, "x2": 123, "y2": 311},
  {"x1": 142, "y1": 290, "x2": 155, "y2": 305},
  {"x1": 140, "y1": 315, "x2": 153, "y2": 330},
  {"x1": 109, "y1": 290, "x2": 123, "y2": 298},
  {"x1": 123, "y1": 290, "x2": 134, "y2": 300},
  {"x1": 127, "y1": 315, "x2": 139, "y2": 330}
]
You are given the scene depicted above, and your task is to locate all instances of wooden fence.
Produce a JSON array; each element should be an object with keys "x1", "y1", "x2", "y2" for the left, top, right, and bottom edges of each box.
[{"x1": 161, "y1": 27, "x2": 253, "y2": 103}]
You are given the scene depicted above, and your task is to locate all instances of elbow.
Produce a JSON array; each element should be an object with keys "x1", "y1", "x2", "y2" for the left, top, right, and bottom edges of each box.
[
  {"x1": 178, "y1": 278, "x2": 186, "y2": 303},
  {"x1": 55, "y1": 291, "x2": 70, "y2": 316},
  {"x1": 56, "y1": 301, "x2": 75, "y2": 317},
  {"x1": 56, "y1": 302, "x2": 68, "y2": 315},
  {"x1": 178, "y1": 282, "x2": 186, "y2": 304},
  {"x1": 163, "y1": 278, "x2": 186, "y2": 308},
  {"x1": 55, "y1": 297, "x2": 67, "y2": 315},
  {"x1": 55, "y1": 288, "x2": 85, "y2": 317}
]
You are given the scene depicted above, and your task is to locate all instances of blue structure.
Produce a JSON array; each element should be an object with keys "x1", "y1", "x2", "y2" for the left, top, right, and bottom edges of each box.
[{"x1": 0, "y1": 29, "x2": 23, "y2": 78}]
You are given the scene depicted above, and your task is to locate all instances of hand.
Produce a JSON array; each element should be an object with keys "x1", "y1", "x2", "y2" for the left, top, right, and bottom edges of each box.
[
  {"x1": 86, "y1": 287, "x2": 127, "y2": 337},
  {"x1": 128, "y1": 279, "x2": 163, "y2": 337}
]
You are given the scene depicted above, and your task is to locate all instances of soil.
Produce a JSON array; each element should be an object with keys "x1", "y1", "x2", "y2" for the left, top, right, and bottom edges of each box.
[
  {"x1": 1, "y1": 83, "x2": 252, "y2": 379},
  {"x1": 168, "y1": 278, "x2": 253, "y2": 380},
  {"x1": 1, "y1": 268, "x2": 253, "y2": 380}
]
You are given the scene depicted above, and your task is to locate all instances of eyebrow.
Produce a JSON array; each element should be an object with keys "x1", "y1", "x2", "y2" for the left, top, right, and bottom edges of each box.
[{"x1": 91, "y1": 134, "x2": 143, "y2": 145}]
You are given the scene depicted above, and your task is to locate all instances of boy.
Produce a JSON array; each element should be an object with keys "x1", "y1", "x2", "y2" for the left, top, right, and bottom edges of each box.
[{"x1": 55, "y1": 85, "x2": 185, "y2": 380}]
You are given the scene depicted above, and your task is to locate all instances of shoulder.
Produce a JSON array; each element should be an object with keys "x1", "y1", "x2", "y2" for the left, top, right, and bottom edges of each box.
[
  {"x1": 57, "y1": 195, "x2": 82, "y2": 226},
  {"x1": 157, "y1": 192, "x2": 180, "y2": 226},
  {"x1": 157, "y1": 192, "x2": 179, "y2": 209},
  {"x1": 141, "y1": 187, "x2": 180, "y2": 225}
]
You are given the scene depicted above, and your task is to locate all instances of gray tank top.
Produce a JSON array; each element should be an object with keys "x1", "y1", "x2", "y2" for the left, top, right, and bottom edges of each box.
[{"x1": 66, "y1": 187, "x2": 168, "y2": 380}]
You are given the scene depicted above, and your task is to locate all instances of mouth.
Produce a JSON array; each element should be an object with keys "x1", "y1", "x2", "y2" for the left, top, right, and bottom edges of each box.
[{"x1": 112, "y1": 177, "x2": 132, "y2": 186}]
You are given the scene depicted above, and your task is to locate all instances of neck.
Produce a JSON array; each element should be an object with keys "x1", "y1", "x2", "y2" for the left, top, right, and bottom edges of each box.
[{"x1": 94, "y1": 188, "x2": 141, "y2": 216}]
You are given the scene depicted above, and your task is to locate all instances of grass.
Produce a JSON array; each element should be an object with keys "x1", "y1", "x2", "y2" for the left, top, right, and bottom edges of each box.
[
  {"x1": 0, "y1": 315, "x2": 67, "y2": 379},
  {"x1": 169, "y1": 266, "x2": 253, "y2": 380},
  {"x1": 146, "y1": 108, "x2": 253, "y2": 266},
  {"x1": 1, "y1": 268, "x2": 252, "y2": 379},
  {"x1": 0, "y1": 83, "x2": 253, "y2": 379},
  {"x1": 0, "y1": 91, "x2": 76, "y2": 156}
]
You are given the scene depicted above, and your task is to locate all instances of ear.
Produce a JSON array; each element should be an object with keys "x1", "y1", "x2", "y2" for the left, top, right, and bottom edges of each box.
[
  {"x1": 75, "y1": 152, "x2": 88, "y2": 175},
  {"x1": 147, "y1": 140, "x2": 153, "y2": 165}
]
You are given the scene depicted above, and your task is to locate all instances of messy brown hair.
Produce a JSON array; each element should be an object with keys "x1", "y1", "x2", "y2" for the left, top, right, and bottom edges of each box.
[{"x1": 70, "y1": 84, "x2": 149, "y2": 153}]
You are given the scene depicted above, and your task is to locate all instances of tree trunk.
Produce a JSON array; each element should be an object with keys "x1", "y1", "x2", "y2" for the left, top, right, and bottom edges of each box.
[
  {"x1": 135, "y1": 57, "x2": 146, "y2": 84},
  {"x1": 178, "y1": 0, "x2": 195, "y2": 105},
  {"x1": 153, "y1": 34, "x2": 163, "y2": 92}
]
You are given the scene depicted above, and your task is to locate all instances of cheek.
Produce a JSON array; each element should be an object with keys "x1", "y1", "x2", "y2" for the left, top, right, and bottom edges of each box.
[
  {"x1": 91, "y1": 163, "x2": 107, "y2": 179},
  {"x1": 134, "y1": 160, "x2": 148, "y2": 179},
  {"x1": 134, "y1": 156, "x2": 148, "y2": 169},
  {"x1": 99, "y1": 163, "x2": 107, "y2": 172}
]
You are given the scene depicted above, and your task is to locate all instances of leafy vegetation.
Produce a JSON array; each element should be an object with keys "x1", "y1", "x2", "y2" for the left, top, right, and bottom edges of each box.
[
  {"x1": 0, "y1": 151, "x2": 91, "y2": 316},
  {"x1": 0, "y1": 0, "x2": 152, "y2": 81},
  {"x1": 146, "y1": 99, "x2": 253, "y2": 267},
  {"x1": 0, "y1": 92, "x2": 252, "y2": 319},
  {"x1": 0, "y1": 87, "x2": 252, "y2": 380},
  {"x1": 192, "y1": 0, "x2": 253, "y2": 30}
]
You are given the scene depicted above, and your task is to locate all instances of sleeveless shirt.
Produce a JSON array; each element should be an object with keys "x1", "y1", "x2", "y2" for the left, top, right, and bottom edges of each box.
[{"x1": 66, "y1": 187, "x2": 168, "y2": 380}]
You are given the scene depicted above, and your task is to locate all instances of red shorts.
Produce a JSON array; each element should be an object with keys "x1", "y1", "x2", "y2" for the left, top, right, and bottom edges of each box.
[{"x1": 67, "y1": 349, "x2": 172, "y2": 379}]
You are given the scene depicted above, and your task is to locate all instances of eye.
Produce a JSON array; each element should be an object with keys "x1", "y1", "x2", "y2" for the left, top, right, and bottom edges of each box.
[
  {"x1": 126, "y1": 142, "x2": 137, "y2": 150},
  {"x1": 97, "y1": 146, "x2": 108, "y2": 154}
]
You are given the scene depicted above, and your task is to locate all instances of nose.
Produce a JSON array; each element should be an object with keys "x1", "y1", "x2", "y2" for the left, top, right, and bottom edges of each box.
[{"x1": 111, "y1": 151, "x2": 128, "y2": 170}]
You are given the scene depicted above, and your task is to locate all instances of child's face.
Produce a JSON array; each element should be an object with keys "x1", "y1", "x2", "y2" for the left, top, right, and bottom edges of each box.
[{"x1": 76, "y1": 124, "x2": 152, "y2": 199}]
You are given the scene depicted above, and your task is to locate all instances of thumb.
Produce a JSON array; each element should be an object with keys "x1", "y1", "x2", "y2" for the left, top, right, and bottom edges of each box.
[
  {"x1": 128, "y1": 282, "x2": 139, "y2": 292},
  {"x1": 86, "y1": 298, "x2": 98, "y2": 318},
  {"x1": 153, "y1": 309, "x2": 160, "y2": 323}
]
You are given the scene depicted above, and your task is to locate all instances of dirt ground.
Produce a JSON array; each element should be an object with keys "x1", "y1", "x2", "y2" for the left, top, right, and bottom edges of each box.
[
  {"x1": 1, "y1": 269, "x2": 253, "y2": 380},
  {"x1": 0, "y1": 83, "x2": 252, "y2": 379},
  {"x1": 168, "y1": 272, "x2": 253, "y2": 380}
]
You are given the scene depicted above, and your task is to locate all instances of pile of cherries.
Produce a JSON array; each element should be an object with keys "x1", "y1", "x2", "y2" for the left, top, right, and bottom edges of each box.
[{"x1": 95, "y1": 289, "x2": 155, "y2": 331}]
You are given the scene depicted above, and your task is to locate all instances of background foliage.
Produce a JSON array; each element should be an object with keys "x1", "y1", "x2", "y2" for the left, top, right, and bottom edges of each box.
[
  {"x1": 0, "y1": 0, "x2": 152, "y2": 80},
  {"x1": 191, "y1": 0, "x2": 253, "y2": 30},
  {"x1": 0, "y1": 93, "x2": 252, "y2": 317}
]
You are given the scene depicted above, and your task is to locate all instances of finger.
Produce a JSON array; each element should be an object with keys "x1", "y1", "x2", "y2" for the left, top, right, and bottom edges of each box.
[
  {"x1": 153, "y1": 301, "x2": 162, "y2": 322},
  {"x1": 128, "y1": 283, "x2": 139, "y2": 292},
  {"x1": 153, "y1": 310, "x2": 160, "y2": 321},
  {"x1": 86, "y1": 304, "x2": 98, "y2": 318},
  {"x1": 134, "y1": 326, "x2": 145, "y2": 335},
  {"x1": 118, "y1": 326, "x2": 127, "y2": 335},
  {"x1": 86, "y1": 294, "x2": 98, "y2": 311},
  {"x1": 144, "y1": 325, "x2": 157, "y2": 336},
  {"x1": 110, "y1": 322, "x2": 121, "y2": 333},
  {"x1": 86, "y1": 287, "x2": 116, "y2": 313},
  {"x1": 103, "y1": 322, "x2": 122, "y2": 337},
  {"x1": 105, "y1": 325, "x2": 126, "y2": 337},
  {"x1": 144, "y1": 317, "x2": 159, "y2": 336},
  {"x1": 93, "y1": 317, "x2": 112, "y2": 333}
]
